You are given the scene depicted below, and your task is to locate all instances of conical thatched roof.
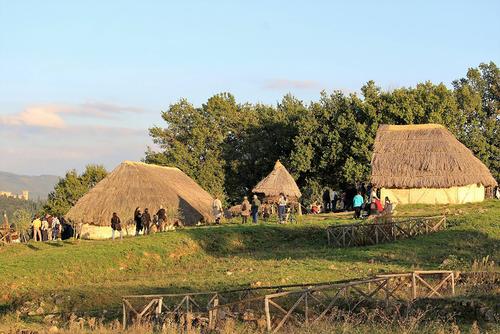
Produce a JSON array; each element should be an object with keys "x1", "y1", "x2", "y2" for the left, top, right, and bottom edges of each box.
[
  {"x1": 371, "y1": 124, "x2": 497, "y2": 189},
  {"x1": 66, "y1": 161, "x2": 214, "y2": 226},
  {"x1": 252, "y1": 160, "x2": 302, "y2": 200}
]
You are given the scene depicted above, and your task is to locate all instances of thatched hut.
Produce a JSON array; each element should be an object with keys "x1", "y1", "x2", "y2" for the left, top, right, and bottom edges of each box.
[
  {"x1": 370, "y1": 124, "x2": 497, "y2": 204},
  {"x1": 66, "y1": 161, "x2": 214, "y2": 239},
  {"x1": 252, "y1": 160, "x2": 302, "y2": 205}
]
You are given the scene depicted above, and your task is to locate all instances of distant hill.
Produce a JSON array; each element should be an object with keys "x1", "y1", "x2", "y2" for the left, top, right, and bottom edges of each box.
[{"x1": 0, "y1": 171, "x2": 59, "y2": 200}]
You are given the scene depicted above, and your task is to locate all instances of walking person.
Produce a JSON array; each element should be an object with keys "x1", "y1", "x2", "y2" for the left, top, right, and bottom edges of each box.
[
  {"x1": 156, "y1": 206, "x2": 167, "y2": 232},
  {"x1": 212, "y1": 196, "x2": 223, "y2": 224},
  {"x1": 251, "y1": 195, "x2": 261, "y2": 224},
  {"x1": 52, "y1": 216, "x2": 61, "y2": 240},
  {"x1": 111, "y1": 212, "x2": 122, "y2": 240},
  {"x1": 353, "y1": 191, "x2": 364, "y2": 219},
  {"x1": 240, "y1": 196, "x2": 250, "y2": 224},
  {"x1": 278, "y1": 193, "x2": 287, "y2": 223},
  {"x1": 142, "y1": 208, "x2": 152, "y2": 235},
  {"x1": 134, "y1": 207, "x2": 143, "y2": 236},
  {"x1": 32, "y1": 215, "x2": 42, "y2": 242}
]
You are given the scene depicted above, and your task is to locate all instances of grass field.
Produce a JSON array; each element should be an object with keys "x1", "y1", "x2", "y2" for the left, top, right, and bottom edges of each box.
[{"x1": 0, "y1": 200, "x2": 498, "y2": 331}]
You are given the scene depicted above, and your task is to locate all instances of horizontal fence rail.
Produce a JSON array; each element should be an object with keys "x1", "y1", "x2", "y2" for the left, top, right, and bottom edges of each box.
[
  {"x1": 326, "y1": 216, "x2": 447, "y2": 248},
  {"x1": 122, "y1": 270, "x2": 455, "y2": 332}
]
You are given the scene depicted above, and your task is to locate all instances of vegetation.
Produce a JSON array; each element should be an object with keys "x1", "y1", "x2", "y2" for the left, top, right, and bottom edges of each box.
[
  {"x1": 145, "y1": 62, "x2": 499, "y2": 203},
  {"x1": 44, "y1": 164, "x2": 108, "y2": 216},
  {"x1": 0, "y1": 201, "x2": 498, "y2": 331},
  {"x1": 0, "y1": 196, "x2": 42, "y2": 223}
]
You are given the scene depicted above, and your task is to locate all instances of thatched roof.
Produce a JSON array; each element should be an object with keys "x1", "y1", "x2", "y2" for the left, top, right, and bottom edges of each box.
[
  {"x1": 371, "y1": 124, "x2": 497, "y2": 189},
  {"x1": 66, "y1": 161, "x2": 214, "y2": 226},
  {"x1": 252, "y1": 160, "x2": 302, "y2": 200}
]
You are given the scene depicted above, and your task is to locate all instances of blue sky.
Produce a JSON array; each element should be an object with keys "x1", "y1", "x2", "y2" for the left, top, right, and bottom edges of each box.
[{"x1": 1, "y1": 0, "x2": 499, "y2": 175}]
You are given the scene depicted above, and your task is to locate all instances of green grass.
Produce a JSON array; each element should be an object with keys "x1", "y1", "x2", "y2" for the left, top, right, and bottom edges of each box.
[{"x1": 0, "y1": 201, "x2": 498, "y2": 323}]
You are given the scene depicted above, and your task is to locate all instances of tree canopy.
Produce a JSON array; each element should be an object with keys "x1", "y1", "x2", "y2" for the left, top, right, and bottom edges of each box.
[
  {"x1": 146, "y1": 62, "x2": 499, "y2": 204},
  {"x1": 44, "y1": 164, "x2": 108, "y2": 216}
]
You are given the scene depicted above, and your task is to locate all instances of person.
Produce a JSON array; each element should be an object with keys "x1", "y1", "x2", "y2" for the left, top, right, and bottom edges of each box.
[
  {"x1": 322, "y1": 189, "x2": 332, "y2": 213},
  {"x1": 142, "y1": 208, "x2": 152, "y2": 235},
  {"x1": 32, "y1": 214, "x2": 42, "y2": 242},
  {"x1": 384, "y1": 197, "x2": 393, "y2": 214},
  {"x1": 111, "y1": 212, "x2": 122, "y2": 240},
  {"x1": 41, "y1": 216, "x2": 49, "y2": 241},
  {"x1": 353, "y1": 191, "x2": 364, "y2": 219},
  {"x1": 370, "y1": 196, "x2": 384, "y2": 216},
  {"x1": 60, "y1": 217, "x2": 73, "y2": 240},
  {"x1": 212, "y1": 197, "x2": 223, "y2": 224},
  {"x1": 495, "y1": 186, "x2": 500, "y2": 200},
  {"x1": 134, "y1": 207, "x2": 143, "y2": 236},
  {"x1": 52, "y1": 216, "x2": 61, "y2": 240},
  {"x1": 278, "y1": 193, "x2": 288, "y2": 223},
  {"x1": 46, "y1": 215, "x2": 54, "y2": 241},
  {"x1": 311, "y1": 202, "x2": 320, "y2": 214},
  {"x1": 331, "y1": 190, "x2": 339, "y2": 213},
  {"x1": 156, "y1": 206, "x2": 167, "y2": 232},
  {"x1": 240, "y1": 196, "x2": 250, "y2": 224},
  {"x1": 251, "y1": 195, "x2": 261, "y2": 223}
]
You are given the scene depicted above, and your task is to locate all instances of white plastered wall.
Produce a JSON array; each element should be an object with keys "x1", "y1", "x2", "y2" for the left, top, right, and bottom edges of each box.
[{"x1": 380, "y1": 183, "x2": 485, "y2": 205}]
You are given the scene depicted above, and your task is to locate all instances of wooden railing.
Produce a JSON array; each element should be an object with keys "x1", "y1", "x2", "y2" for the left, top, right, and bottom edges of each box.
[
  {"x1": 326, "y1": 216, "x2": 447, "y2": 247},
  {"x1": 122, "y1": 270, "x2": 455, "y2": 332}
]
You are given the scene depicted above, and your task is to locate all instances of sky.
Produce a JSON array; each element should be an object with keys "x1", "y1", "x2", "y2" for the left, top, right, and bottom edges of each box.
[{"x1": 1, "y1": 0, "x2": 499, "y2": 176}]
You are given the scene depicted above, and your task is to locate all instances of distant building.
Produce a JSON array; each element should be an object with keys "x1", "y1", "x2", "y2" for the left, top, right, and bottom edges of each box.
[{"x1": 0, "y1": 190, "x2": 29, "y2": 200}]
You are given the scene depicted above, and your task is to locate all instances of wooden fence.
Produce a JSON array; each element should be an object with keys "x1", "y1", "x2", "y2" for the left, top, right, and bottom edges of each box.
[
  {"x1": 326, "y1": 216, "x2": 447, "y2": 247},
  {"x1": 122, "y1": 270, "x2": 455, "y2": 332}
]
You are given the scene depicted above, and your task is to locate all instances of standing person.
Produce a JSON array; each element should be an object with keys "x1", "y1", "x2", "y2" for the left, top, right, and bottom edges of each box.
[
  {"x1": 41, "y1": 216, "x2": 49, "y2": 241},
  {"x1": 322, "y1": 189, "x2": 331, "y2": 213},
  {"x1": 111, "y1": 212, "x2": 122, "y2": 240},
  {"x1": 240, "y1": 196, "x2": 250, "y2": 224},
  {"x1": 250, "y1": 195, "x2": 261, "y2": 224},
  {"x1": 46, "y1": 215, "x2": 53, "y2": 241},
  {"x1": 353, "y1": 191, "x2": 364, "y2": 219},
  {"x1": 156, "y1": 206, "x2": 167, "y2": 232},
  {"x1": 142, "y1": 208, "x2": 152, "y2": 235},
  {"x1": 32, "y1": 215, "x2": 42, "y2": 242},
  {"x1": 52, "y1": 216, "x2": 61, "y2": 240},
  {"x1": 134, "y1": 207, "x2": 143, "y2": 236},
  {"x1": 331, "y1": 190, "x2": 339, "y2": 213},
  {"x1": 278, "y1": 193, "x2": 287, "y2": 223},
  {"x1": 212, "y1": 197, "x2": 223, "y2": 224}
]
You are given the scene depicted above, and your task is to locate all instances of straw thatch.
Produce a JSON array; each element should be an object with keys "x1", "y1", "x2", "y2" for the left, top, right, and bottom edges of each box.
[
  {"x1": 66, "y1": 161, "x2": 214, "y2": 227},
  {"x1": 371, "y1": 124, "x2": 497, "y2": 189},
  {"x1": 252, "y1": 160, "x2": 302, "y2": 202}
]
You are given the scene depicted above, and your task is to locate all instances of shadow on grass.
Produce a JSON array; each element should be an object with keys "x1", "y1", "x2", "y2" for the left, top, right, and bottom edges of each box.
[{"x1": 24, "y1": 243, "x2": 40, "y2": 251}]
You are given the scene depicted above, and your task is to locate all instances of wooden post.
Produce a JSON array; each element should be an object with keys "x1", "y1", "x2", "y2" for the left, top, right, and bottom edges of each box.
[
  {"x1": 156, "y1": 298, "x2": 163, "y2": 315},
  {"x1": 450, "y1": 272, "x2": 455, "y2": 295},
  {"x1": 411, "y1": 273, "x2": 417, "y2": 299},
  {"x1": 265, "y1": 297, "x2": 272, "y2": 332},
  {"x1": 304, "y1": 292, "x2": 309, "y2": 327},
  {"x1": 122, "y1": 300, "x2": 127, "y2": 330}
]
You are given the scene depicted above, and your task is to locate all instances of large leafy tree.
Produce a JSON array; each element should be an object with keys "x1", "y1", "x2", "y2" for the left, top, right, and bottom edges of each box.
[{"x1": 44, "y1": 164, "x2": 107, "y2": 216}]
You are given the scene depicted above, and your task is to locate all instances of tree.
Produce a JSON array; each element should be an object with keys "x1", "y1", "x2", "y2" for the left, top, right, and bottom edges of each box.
[
  {"x1": 12, "y1": 209, "x2": 32, "y2": 242},
  {"x1": 44, "y1": 164, "x2": 107, "y2": 216}
]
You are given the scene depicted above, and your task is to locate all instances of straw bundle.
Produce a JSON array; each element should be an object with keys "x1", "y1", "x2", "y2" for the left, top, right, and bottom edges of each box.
[
  {"x1": 371, "y1": 124, "x2": 497, "y2": 189},
  {"x1": 66, "y1": 161, "x2": 214, "y2": 226},
  {"x1": 252, "y1": 160, "x2": 302, "y2": 202}
]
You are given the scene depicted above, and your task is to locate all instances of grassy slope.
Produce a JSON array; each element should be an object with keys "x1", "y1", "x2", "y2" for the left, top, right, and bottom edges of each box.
[{"x1": 0, "y1": 201, "x2": 498, "y2": 317}]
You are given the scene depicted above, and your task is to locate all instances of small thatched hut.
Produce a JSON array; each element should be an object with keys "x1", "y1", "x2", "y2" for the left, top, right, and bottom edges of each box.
[
  {"x1": 252, "y1": 160, "x2": 302, "y2": 204},
  {"x1": 66, "y1": 161, "x2": 214, "y2": 239},
  {"x1": 371, "y1": 124, "x2": 497, "y2": 204}
]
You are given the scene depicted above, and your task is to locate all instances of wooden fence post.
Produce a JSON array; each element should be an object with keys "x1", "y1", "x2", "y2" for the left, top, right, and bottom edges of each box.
[
  {"x1": 411, "y1": 273, "x2": 417, "y2": 299},
  {"x1": 122, "y1": 300, "x2": 127, "y2": 330},
  {"x1": 265, "y1": 297, "x2": 272, "y2": 332}
]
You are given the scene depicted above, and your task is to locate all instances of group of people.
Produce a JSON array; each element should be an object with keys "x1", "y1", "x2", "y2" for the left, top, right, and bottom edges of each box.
[
  {"x1": 109, "y1": 206, "x2": 172, "y2": 240},
  {"x1": 213, "y1": 194, "x2": 265, "y2": 224},
  {"x1": 352, "y1": 189, "x2": 393, "y2": 219},
  {"x1": 31, "y1": 214, "x2": 73, "y2": 241}
]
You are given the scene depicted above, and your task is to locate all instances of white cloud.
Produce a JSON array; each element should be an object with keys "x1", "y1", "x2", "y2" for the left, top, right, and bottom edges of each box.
[{"x1": 0, "y1": 102, "x2": 145, "y2": 129}]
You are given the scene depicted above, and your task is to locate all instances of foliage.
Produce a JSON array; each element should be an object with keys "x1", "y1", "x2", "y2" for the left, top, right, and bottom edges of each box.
[
  {"x1": 43, "y1": 164, "x2": 108, "y2": 216},
  {"x1": 147, "y1": 62, "x2": 499, "y2": 204},
  {"x1": 0, "y1": 196, "x2": 41, "y2": 223}
]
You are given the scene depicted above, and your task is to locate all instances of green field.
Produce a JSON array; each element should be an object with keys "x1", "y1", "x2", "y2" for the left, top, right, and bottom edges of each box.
[{"x1": 0, "y1": 201, "x2": 499, "y2": 330}]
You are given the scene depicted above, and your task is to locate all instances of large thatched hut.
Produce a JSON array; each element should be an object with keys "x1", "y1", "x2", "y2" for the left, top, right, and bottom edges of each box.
[
  {"x1": 66, "y1": 161, "x2": 214, "y2": 239},
  {"x1": 252, "y1": 160, "x2": 302, "y2": 204},
  {"x1": 371, "y1": 124, "x2": 497, "y2": 204}
]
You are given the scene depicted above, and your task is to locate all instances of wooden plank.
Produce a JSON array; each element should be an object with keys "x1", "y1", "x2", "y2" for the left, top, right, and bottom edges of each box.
[{"x1": 272, "y1": 293, "x2": 305, "y2": 333}]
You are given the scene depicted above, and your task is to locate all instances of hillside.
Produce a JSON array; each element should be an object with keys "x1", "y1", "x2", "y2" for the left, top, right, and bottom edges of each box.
[
  {"x1": 0, "y1": 171, "x2": 59, "y2": 200},
  {"x1": 0, "y1": 201, "x2": 498, "y2": 328}
]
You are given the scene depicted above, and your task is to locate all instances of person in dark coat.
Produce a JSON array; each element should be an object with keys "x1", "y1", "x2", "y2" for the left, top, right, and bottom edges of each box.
[
  {"x1": 111, "y1": 212, "x2": 122, "y2": 240},
  {"x1": 156, "y1": 206, "x2": 167, "y2": 231},
  {"x1": 60, "y1": 217, "x2": 73, "y2": 240},
  {"x1": 134, "y1": 207, "x2": 143, "y2": 236},
  {"x1": 142, "y1": 208, "x2": 152, "y2": 235}
]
